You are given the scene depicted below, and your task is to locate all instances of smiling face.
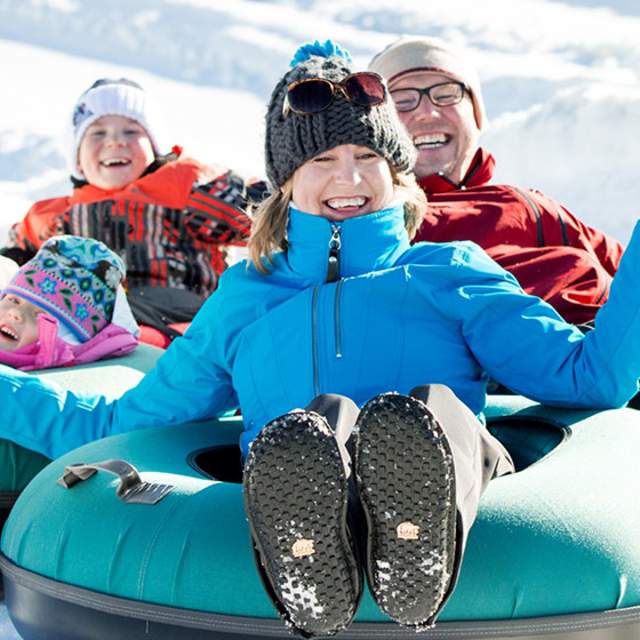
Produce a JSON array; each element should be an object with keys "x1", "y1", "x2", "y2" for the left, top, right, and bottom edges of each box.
[
  {"x1": 389, "y1": 70, "x2": 480, "y2": 182},
  {"x1": 76, "y1": 115, "x2": 155, "y2": 190},
  {"x1": 0, "y1": 294, "x2": 43, "y2": 351},
  {"x1": 291, "y1": 144, "x2": 396, "y2": 221}
]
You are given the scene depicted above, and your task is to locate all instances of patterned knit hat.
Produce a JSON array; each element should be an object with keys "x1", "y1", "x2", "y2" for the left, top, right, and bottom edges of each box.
[
  {"x1": 265, "y1": 40, "x2": 416, "y2": 188},
  {"x1": 368, "y1": 36, "x2": 487, "y2": 130},
  {"x1": 4, "y1": 236, "x2": 126, "y2": 342},
  {"x1": 70, "y1": 78, "x2": 162, "y2": 180}
]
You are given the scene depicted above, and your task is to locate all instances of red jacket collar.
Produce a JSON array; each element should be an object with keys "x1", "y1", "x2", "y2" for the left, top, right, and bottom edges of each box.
[{"x1": 418, "y1": 148, "x2": 496, "y2": 195}]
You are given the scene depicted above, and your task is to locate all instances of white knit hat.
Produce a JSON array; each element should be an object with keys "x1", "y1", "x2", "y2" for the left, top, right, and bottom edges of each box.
[
  {"x1": 368, "y1": 36, "x2": 487, "y2": 131},
  {"x1": 69, "y1": 78, "x2": 162, "y2": 180}
]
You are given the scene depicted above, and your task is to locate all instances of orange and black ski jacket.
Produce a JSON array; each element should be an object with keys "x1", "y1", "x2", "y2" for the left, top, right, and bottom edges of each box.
[
  {"x1": 2, "y1": 154, "x2": 252, "y2": 296},
  {"x1": 416, "y1": 148, "x2": 624, "y2": 325}
]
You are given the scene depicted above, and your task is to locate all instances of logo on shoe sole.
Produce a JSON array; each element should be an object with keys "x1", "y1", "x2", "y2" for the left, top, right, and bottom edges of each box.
[
  {"x1": 292, "y1": 538, "x2": 316, "y2": 558},
  {"x1": 397, "y1": 521, "x2": 420, "y2": 540}
]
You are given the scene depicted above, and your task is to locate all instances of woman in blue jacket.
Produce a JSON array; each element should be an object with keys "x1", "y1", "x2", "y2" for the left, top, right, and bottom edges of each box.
[{"x1": 2, "y1": 40, "x2": 640, "y2": 637}]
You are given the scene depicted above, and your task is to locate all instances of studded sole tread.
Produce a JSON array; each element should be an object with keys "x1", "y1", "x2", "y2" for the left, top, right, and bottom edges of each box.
[
  {"x1": 355, "y1": 393, "x2": 457, "y2": 629},
  {"x1": 243, "y1": 412, "x2": 361, "y2": 637}
]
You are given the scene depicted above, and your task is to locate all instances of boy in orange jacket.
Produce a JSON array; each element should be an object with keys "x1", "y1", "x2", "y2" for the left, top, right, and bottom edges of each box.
[{"x1": 1, "y1": 78, "x2": 255, "y2": 346}]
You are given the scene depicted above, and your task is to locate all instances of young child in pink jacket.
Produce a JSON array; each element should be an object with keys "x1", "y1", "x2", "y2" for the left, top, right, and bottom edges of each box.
[{"x1": 0, "y1": 235, "x2": 138, "y2": 370}]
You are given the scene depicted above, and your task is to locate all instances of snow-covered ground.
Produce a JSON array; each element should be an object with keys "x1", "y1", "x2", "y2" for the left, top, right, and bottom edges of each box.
[
  {"x1": 0, "y1": 1, "x2": 638, "y2": 637},
  {"x1": 1, "y1": 0, "x2": 639, "y2": 243},
  {"x1": 0, "y1": 607, "x2": 18, "y2": 640}
]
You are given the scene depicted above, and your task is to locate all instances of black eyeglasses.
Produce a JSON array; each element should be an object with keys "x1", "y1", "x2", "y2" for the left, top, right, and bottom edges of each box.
[
  {"x1": 390, "y1": 81, "x2": 468, "y2": 112},
  {"x1": 282, "y1": 72, "x2": 387, "y2": 118}
]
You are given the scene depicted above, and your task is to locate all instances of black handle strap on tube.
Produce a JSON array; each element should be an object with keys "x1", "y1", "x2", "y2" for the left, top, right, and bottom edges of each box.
[{"x1": 57, "y1": 459, "x2": 173, "y2": 505}]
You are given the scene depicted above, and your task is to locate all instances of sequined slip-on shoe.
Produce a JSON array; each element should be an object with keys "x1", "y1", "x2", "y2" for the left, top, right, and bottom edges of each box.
[
  {"x1": 354, "y1": 393, "x2": 457, "y2": 630},
  {"x1": 243, "y1": 411, "x2": 363, "y2": 637}
]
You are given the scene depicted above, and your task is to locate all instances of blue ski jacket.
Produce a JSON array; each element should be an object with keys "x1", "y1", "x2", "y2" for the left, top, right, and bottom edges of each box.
[{"x1": 1, "y1": 204, "x2": 639, "y2": 460}]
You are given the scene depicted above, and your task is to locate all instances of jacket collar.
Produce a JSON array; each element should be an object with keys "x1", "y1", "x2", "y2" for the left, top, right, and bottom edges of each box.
[
  {"x1": 69, "y1": 155, "x2": 208, "y2": 209},
  {"x1": 418, "y1": 148, "x2": 495, "y2": 195},
  {"x1": 285, "y1": 204, "x2": 411, "y2": 284}
]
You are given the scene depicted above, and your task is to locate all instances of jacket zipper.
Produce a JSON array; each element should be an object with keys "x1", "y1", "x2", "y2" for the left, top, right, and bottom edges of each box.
[
  {"x1": 327, "y1": 224, "x2": 343, "y2": 359},
  {"x1": 312, "y1": 287, "x2": 320, "y2": 395},
  {"x1": 312, "y1": 224, "x2": 343, "y2": 394},
  {"x1": 326, "y1": 223, "x2": 341, "y2": 283},
  {"x1": 334, "y1": 279, "x2": 344, "y2": 359}
]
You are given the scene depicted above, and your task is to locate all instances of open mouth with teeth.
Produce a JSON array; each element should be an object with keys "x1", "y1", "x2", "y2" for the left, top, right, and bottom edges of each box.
[
  {"x1": 100, "y1": 158, "x2": 131, "y2": 168},
  {"x1": 0, "y1": 325, "x2": 19, "y2": 342},
  {"x1": 414, "y1": 133, "x2": 452, "y2": 149},
  {"x1": 324, "y1": 196, "x2": 369, "y2": 214}
]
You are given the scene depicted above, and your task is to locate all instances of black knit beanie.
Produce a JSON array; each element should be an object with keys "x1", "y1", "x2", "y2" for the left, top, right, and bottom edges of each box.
[{"x1": 265, "y1": 41, "x2": 416, "y2": 189}]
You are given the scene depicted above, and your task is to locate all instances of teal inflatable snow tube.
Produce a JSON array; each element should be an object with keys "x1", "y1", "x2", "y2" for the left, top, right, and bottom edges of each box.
[{"x1": 1, "y1": 397, "x2": 640, "y2": 639}]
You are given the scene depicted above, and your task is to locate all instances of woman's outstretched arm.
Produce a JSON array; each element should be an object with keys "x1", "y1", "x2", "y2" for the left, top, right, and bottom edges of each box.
[{"x1": 453, "y1": 221, "x2": 640, "y2": 408}]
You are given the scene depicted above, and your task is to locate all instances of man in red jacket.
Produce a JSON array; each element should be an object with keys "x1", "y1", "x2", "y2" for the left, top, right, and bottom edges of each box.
[{"x1": 369, "y1": 37, "x2": 623, "y2": 326}]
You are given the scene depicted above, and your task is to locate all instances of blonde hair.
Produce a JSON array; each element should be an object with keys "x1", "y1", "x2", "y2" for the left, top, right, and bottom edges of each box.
[{"x1": 249, "y1": 170, "x2": 427, "y2": 273}]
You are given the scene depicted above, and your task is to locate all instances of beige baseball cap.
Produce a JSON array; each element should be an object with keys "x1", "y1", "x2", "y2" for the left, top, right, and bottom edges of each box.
[{"x1": 369, "y1": 36, "x2": 487, "y2": 130}]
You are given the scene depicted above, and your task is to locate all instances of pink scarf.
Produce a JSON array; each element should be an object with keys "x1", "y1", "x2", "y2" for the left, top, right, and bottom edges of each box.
[{"x1": 0, "y1": 314, "x2": 138, "y2": 371}]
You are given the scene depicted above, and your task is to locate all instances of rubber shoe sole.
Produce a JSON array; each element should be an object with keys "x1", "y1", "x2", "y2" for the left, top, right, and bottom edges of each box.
[
  {"x1": 354, "y1": 393, "x2": 457, "y2": 629},
  {"x1": 243, "y1": 411, "x2": 362, "y2": 637}
]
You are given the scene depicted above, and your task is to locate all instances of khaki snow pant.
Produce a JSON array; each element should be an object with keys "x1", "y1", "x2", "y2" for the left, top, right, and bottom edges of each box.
[{"x1": 410, "y1": 384, "x2": 515, "y2": 594}]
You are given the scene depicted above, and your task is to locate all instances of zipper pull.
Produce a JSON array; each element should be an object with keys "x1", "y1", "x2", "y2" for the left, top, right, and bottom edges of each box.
[{"x1": 327, "y1": 223, "x2": 341, "y2": 283}]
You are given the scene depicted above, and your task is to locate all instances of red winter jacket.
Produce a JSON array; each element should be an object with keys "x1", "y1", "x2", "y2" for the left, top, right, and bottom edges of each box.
[{"x1": 416, "y1": 149, "x2": 624, "y2": 325}]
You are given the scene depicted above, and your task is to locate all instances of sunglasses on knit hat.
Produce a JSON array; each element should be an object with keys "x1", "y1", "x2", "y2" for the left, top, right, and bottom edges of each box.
[
  {"x1": 282, "y1": 72, "x2": 387, "y2": 117},
  {"x1": 390, "y1": 81, "x2": 469, "y2": 113}
]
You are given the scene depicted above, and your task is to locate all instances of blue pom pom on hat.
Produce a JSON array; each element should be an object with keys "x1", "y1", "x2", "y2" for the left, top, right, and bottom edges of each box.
[{"x1": 289, "y1": 39, "x2": 353, "y2": 67}]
